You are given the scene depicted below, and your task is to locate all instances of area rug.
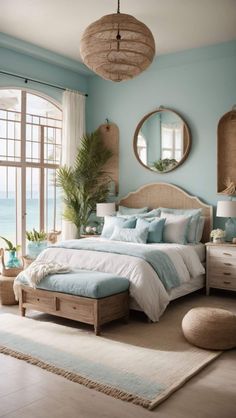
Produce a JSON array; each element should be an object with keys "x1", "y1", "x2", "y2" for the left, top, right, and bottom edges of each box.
[{"x1": 0, "y1": 311, "x2": 222, "y2": 410}]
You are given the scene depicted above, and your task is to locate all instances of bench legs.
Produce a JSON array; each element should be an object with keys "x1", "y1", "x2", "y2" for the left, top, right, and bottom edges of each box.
[
  {"x1": 94, "y1": 324, "x2": 101, "y2": 336},
  {"x1": 20, "y1": 306, "x2": 26, "y2": 317}
]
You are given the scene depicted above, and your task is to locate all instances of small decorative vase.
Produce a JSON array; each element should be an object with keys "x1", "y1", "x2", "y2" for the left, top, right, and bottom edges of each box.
[
  {"x1": 213, "y1": 237, "x2": 223, "y2": 244},
  {"x1": 6, "y1": 250, "x2": 21, "y2": 268},
  {"x1": 27, "y1": 241, "x2": 48, "y2": 259}
]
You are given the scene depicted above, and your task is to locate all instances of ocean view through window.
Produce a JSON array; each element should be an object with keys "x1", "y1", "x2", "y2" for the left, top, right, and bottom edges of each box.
[{"x1": 0, "y1": 89, "x2": 62, "y2": 253}]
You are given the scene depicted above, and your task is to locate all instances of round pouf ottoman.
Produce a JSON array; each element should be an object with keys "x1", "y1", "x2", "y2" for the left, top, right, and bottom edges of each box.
[{"x1": 182, "y1": 307, "x2": 236, "y2": 350}]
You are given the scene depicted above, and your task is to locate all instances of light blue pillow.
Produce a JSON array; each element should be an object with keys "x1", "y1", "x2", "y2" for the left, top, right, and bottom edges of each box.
[
  {"x1": 136, "y1": 218, "x2": 166, "y2": 243},
  {"x1": 118, "y1": 205, "x2": 148, "y2": 215},
  {"x1": 101, "y1": 216, "x2": 136, "y2": 239},
  {"x1": 160, "y1": 208, "x2": 202, "y2": 243},
  {"x1": 135, "y1": 208, "x2": 161, "y2": 219},
  {"x1": 117, "y1": 208, "x2": 161, "y2": 219},
  {"x1": 195, "y1": 216, "x2": 205, "y2": 242},
  {"x1": 110, "y1": 226, "x2": 149, "y2": 244}
]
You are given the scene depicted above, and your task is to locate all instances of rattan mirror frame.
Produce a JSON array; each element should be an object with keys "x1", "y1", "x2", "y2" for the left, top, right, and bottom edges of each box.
[{"x1": 133, "y1": 107, "x2": 191, "y2": 173}]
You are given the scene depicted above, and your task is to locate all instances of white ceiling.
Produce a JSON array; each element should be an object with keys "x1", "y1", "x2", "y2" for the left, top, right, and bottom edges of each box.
[{"x1": 0, "y1": 0, "x2": 236, "y2": 62}]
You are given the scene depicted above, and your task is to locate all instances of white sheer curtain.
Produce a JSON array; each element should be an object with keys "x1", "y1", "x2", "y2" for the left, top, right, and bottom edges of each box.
[{"x1": 61, "y1": 90, "x2": 85, "y2": 240}]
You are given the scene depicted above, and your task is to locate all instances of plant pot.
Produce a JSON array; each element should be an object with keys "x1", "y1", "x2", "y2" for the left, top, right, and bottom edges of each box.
[
  {"x1": 6, "y1": 250, "x2": 21, "y2": 268},
  {"x1": 27, "y1": 241, "x2": 48, "y2": 259}
]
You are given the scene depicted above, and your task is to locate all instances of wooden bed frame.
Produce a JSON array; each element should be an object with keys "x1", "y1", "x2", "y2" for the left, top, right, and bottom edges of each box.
[{"x1": 18, "y1": 183, "x2": 213, "y2": 329}]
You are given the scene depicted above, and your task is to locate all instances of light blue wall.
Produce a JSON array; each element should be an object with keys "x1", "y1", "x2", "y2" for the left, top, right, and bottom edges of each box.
[
  {"x1": 87, "y1": 41, "x2": 236, "y2": 224},
  {"x1": 1, "y1": 33, "x2": 236, "y2": 227},
  {"x1": 0, "y1": 33, "x2": 89, "y2": 104}
]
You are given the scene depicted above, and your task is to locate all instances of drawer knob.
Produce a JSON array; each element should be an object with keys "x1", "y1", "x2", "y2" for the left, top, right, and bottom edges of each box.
[
  {"x1": 73, "y1": 306, "x2": 76, "y2": 310},
  {"x1": 223, "y1": 252, "x2": 232, "y2": 256},
  {"x1": 223, "y1": 281, "x2": 231, "y2": 285},
  {"x1": 37, "y1": 298, "x2": 40, "y2": 302},
  {"x1": 224, "y1": 263, "x2": 232, "y2": 266},
  {"x1": 223, "y1": 272, "x2": 231, "y2": 276}
]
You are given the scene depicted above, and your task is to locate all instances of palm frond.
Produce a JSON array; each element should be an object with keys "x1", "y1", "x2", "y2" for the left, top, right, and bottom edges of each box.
[{"x1": 56, "y1": 130, "x2": 113, "y2": 233}]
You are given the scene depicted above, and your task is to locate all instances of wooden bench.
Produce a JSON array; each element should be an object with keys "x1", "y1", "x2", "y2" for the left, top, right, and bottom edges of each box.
[{"x1": 18, "y1": 274, "x2": 129, "y2": 335}]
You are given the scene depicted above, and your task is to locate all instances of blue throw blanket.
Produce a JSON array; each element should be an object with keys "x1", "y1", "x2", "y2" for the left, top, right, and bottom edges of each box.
[{"x1": 52, "y1": 239, "x2": 180, "y2": 290}]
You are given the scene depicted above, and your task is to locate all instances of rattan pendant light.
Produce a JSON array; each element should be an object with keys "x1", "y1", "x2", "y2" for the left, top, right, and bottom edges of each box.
[{"x1": 80, "y1": 0, "x2": 155, "y2": 82}]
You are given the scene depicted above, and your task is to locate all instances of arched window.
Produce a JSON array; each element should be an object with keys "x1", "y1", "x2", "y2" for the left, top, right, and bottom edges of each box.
[{"x1": 0, "y1": 89, "x2": 62, "y2": 252}]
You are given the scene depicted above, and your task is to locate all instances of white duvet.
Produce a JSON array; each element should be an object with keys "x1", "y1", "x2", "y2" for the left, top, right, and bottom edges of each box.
[{"x1": 37, "y1": 239, "x2": 205, "y2": 322}]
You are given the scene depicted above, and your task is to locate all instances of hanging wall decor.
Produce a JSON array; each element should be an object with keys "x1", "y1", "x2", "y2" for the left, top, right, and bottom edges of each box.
[{"x1": 217, "y1": 106, "x2": 236, "y2": 194}]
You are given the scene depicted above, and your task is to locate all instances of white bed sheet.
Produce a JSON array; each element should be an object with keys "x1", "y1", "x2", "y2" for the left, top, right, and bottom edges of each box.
[
  {"x1": 187, "y1": 243, "x2": 206, "y2": 263},
  {"x1": 130, "y1": 274, "x2": 205, "y2": 311},
  {"x1": 38, "y1": 239, "x2": 205, "y2": 322}
]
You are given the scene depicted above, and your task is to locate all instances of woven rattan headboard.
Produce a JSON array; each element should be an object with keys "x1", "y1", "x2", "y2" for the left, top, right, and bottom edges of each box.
[{"x1": 119, "y1": 183, "x2": 213, "y2": 243}]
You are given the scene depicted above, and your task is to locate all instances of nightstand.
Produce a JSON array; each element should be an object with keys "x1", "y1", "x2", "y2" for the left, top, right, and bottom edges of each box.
[{"x1": 206, "y1": 242, "x2": 236, "y2": 295}]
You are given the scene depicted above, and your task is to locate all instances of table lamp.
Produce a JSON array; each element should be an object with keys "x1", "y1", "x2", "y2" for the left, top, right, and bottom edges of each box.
[
  {"x1": 216, "y1": 200, "x2": 236, "y2": 241},
  {"x1": 96, "y1": 202, "x2": 116, "y2": 233}
]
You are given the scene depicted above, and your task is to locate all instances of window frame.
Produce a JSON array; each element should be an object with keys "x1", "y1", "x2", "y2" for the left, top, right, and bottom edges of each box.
[{"x1": 0, "y1": 87, "x2": 62, "y2": 253}]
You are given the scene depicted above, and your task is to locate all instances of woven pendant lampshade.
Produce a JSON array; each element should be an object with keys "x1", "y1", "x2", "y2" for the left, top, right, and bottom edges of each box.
[{"x1": 80, "y1": 1, "x2": 155, "y2": 82}]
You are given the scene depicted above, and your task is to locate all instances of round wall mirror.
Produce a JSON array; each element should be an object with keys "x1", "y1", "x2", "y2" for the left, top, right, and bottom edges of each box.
[{"x1": 133, "y1": 107, "x2": 191, "y2": 173}]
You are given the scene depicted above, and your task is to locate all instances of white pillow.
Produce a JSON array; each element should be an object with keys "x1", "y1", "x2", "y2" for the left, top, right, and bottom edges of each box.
[
  {"x1": 110, "y1": 226, "x2": 149, "y2": 244},
  {"x1": 160, "y1": 208, "x2": 202, "y2": 243},
  {"x1": 160, "y1": 213, "x2": 191, "y2": 244}
]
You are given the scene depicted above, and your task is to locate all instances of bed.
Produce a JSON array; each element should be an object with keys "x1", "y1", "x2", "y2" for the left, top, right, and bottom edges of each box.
[{"x1": 15, "y1": 183, "x2": 212, "y2": 323}]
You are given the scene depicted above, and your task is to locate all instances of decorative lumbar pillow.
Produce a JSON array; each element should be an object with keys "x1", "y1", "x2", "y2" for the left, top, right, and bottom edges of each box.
[
  {"x1": 101, "y1": 216, "x2": 136, "y2": 239},
  {"x1": 160, "y1": 212, "x2": 191, "y2": 244},
  {"x1": 136, "y1": 218, "x2": 166, "y2": 243},
  {"x1": 118, "y1": 205, "x2": 148, "y2": 215},
  {"x1": 110, "y1": 226, "x2": 149, "y2": 244},
  {"x1": 160, "y1": 208, "x2": 202, "y2": 243},
  {"x1": 182, "y1": 307, "x2": 236, "y2": 350}
]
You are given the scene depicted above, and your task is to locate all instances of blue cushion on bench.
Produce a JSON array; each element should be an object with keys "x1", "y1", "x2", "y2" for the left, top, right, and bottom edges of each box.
[{"x1": 17, "y1": 270, "x2": 130, "y2": 299}]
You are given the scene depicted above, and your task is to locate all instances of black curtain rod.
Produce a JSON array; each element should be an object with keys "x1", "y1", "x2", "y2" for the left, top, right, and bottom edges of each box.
[{"x1": 0, "y1": 70, "x2": 88, "y2": 97}]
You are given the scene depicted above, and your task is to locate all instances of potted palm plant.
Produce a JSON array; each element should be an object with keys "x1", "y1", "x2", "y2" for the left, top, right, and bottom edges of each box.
[{"x1": 56, "y1": 130, "x2": 113, "y2": 237}]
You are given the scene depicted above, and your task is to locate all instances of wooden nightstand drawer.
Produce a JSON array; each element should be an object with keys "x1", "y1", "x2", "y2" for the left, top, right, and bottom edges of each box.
[
  {"x1": 208, "y1": 255, "x2": 236, "y2": 268},
  {"x1": 209, "y1": 264, "x2": 236, "y2": 277},
  {"x1": 208, "y1": 246, "x2": 236, "y2": 260},
  {"x1": 206, "y1": 243, "x2": 236, "y2": 295},
  {"x1": 209, "y1": 276, "x2": 236, "y2": 291}
]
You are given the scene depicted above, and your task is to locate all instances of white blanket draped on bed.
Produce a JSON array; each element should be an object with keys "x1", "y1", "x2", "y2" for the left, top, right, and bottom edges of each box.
[{"x1": 36, "y1": 239, "x2": 205, "y2": 322}]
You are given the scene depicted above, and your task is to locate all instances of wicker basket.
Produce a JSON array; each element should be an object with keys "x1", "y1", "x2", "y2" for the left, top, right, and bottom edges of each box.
[
  {"x1": 0, "y1": 248, "x2": 23, "y2": 277},
  {"x1": 0, "y1": 276, "x2": 18, "y2": 305}
]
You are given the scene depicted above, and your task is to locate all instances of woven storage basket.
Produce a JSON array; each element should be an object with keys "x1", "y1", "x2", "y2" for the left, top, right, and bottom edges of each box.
[{"x1": 0, "y1": 276, "x2": 18, "y2": 305}]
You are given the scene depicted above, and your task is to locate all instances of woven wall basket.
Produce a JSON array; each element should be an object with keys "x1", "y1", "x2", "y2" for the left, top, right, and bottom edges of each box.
[{"x1": 80, "y1": 13, "x2": 155, "y2": 82}]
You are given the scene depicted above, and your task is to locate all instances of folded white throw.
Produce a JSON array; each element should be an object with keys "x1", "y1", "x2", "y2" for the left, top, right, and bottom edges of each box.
[{"x1": 17, "y1": 260, "x2": 70, "y2": 288}]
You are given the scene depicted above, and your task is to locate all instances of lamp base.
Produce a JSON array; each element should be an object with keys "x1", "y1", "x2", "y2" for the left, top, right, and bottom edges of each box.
[{"x1": 225, "y1": 218, "x2": 236, "y2": 242}]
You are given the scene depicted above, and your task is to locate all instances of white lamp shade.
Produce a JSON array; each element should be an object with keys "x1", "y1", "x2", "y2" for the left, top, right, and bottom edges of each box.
[
  {"x1": 216, "y1": 201, "x2": 236, "y2": 218},
  {"x1": 96, "y1": 202, "x2": 116, "y2": 217}
]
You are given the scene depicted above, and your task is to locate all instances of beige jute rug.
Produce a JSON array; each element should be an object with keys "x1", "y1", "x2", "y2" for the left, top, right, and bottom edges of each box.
[{"x1": 0, "y1": 294, "x2": 234, "y2": 410}]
